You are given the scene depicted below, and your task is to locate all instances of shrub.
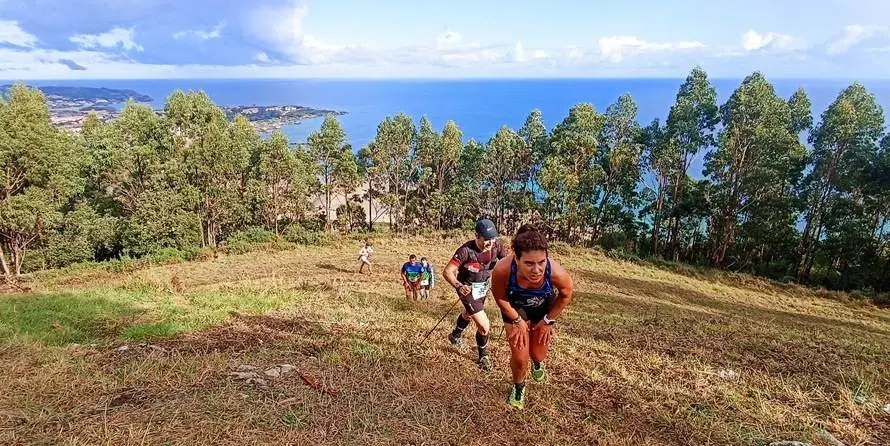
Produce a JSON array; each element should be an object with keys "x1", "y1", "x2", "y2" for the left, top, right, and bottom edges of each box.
[
  {"x1": 222, "y1": 239, "x2": 252, "y2": 255},
  {"x1": 283, "y1": 224, "x2": 331, "y2": 246},
  {"x1": 227, "y1": 227, "x2": 275, "y2": 245},
  {"x1": 148, "y1": 247, "x2": 187, "y2": 264}
]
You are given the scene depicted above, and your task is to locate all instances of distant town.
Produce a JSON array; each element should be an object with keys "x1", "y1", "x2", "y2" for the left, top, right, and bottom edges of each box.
[{"x1": 0, "y1": 84, "x2": 346, "y2": 133}]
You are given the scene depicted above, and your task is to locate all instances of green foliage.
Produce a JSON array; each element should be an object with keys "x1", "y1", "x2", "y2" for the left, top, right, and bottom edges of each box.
[
  {"x1": 228, "y1": 226, "x2": 276, "y2": 244},
  {"x1": 0, "y1": 84, "x2": 83, "y2": 279},
  {"x1": 705, "y1": 72, "x2": 805, "y2": 266},
  {"x1": 220, "y1": 227, "x2": 276, "y2": 255},
  {"x1": 41, "y1": 203, "x2": 117, "y2": 268},
  {"x1": 250, "y1": 132, "x2": 313, "y2": 235},
  {"x1": 368, "y1": 113, "x2": 416, "y2": 232},
  {"x1": 309, "y1": 115, "x2": 348, "y2": 232},
  {"x1": 797, "y1": 83, "x2": 885, "y2": 285},
  {"x1": 221, "y1": 239, "x2": 252, "y2": 255},
  {"x1": 148, "y1": 247, "x2": 188, "y2": 264},
  {"x1": 2, "y1": 76, "x2": 887, "y2": 293},
  {"x1": 283, "y1": 224, "x2": 331, "y2": 246},
  {"x1": 119, "y1": 189, "x2": 202, "y2": 257}
]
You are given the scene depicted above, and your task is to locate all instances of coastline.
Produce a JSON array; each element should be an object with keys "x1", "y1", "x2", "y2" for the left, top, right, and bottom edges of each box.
[{"x1": 0, "y1": 84, "x2": 346, "y2": 133}]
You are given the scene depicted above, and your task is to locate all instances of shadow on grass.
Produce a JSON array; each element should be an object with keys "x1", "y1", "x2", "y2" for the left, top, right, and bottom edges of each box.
[{"x1": 0, "y1": 290, "x2": 145, "y2": 346}]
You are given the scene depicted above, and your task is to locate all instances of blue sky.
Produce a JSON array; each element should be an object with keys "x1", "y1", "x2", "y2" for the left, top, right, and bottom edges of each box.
[{"x1": 1, "y1": 0, "x2": 890, "y2": 79}]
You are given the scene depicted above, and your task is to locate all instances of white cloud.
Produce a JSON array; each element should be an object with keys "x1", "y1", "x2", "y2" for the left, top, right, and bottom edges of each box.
[
  {"x1": 0, "y1": 20, "x2": 38, "y2": 47},
  {"x1": 512, "y1": 41, "x2": 549, "y2": 63},
  {"x1": 428, "y1": 29, "x2": 514, "y2": 65},
  {"x1": 255, "y1": 52, "x2": 271, "y2": 63},
  {"x1": 826, "y1": 24, "x2": 889, "y2": 55},
  {"x1": 440, "y1": 48, "x2": 502, "y2": 64},
  {"x1": 741, "y1": 30, "x2": 798, "y2": 52},
  {"x1": 513, "y1": 42, "x2": 526, "y2": 62},
  {"x1": 172, "y1": 22, "x2": 226, "y2": 40},
  {"x1": 565, "y1": 45, "x2": 587, "y2": 62},
  {"x1": 436, "y1": 30, "x2": 463, "y2": 48},
  {"x1": 597, "y1": 35, "x2": 704, "y2": 62},
  {"x1": 247, "y1": 1, "x2": 357, "y2": 64},
  {"x1": 70, "y1": 27, "x2": 143, "y2": 52}
]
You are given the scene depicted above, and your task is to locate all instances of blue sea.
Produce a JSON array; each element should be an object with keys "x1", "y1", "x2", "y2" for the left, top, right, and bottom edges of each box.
[{"x1": 21, "y1": 78, "x2": 890, "y2": 175}]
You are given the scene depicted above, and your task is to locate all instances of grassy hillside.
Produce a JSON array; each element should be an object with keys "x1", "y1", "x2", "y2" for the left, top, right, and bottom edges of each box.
[{"x1": 1, "y1": 235, "x2": 888, "y2": 445}]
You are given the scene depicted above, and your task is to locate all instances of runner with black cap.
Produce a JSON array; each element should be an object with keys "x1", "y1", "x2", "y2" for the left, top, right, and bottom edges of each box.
[{"x1": 442, "y1": 218, "x2": 508, "y2": 372}]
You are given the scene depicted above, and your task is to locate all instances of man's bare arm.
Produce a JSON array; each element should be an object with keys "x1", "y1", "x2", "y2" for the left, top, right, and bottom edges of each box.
[{"x1": 443, "y1": 262, "x2": 463, "y2": 290}]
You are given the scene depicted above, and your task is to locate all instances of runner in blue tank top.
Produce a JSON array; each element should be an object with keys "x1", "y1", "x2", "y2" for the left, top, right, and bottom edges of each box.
[{"x1": 491, "y1": 224, "x2": 574, "y2": 410}]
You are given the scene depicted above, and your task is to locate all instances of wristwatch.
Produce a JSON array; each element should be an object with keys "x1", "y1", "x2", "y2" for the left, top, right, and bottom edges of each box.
[{"x1": 542, "y1": 314, "x2": 557, "y2": 325}]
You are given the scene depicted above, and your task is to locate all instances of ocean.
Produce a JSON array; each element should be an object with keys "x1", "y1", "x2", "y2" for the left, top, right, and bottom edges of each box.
[{"x1": 21, "y1": 78, "x2": 890, "y2": 176}]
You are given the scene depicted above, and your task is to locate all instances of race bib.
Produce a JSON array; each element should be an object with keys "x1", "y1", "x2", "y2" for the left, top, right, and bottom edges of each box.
[
  {"x1": 471, "y1": 281, "x2": 489, "y2": 300},
  {"x1": 421, "y1": 279, "x2": 430, "y2": 286}
]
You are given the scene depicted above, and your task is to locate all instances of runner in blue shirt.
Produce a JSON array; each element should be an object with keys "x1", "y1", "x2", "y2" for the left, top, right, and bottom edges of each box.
[{"x1": 401, "y1": 254, "x2": 425, "y2": 301}]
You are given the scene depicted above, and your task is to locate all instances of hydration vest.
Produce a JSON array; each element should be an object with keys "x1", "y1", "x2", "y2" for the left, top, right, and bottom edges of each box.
[{"x1": 507, "y1": 258, "x2": 557, "y2": 308}]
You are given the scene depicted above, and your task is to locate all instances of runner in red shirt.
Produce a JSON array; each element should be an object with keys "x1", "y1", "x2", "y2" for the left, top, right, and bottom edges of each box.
[{"x1": 441, "y1": 219, "x2": 508, "y2": 372}]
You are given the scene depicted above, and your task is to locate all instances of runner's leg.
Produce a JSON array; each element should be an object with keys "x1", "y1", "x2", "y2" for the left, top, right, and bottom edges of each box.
[
  {"x1": 529, "y1": 327, "x2": 550, "y2": 364},
  {"x1": 448, "y1": 299, "x2": 472, "y2": 348},
  {"x1": 469, "y1": 310, "x2": 490, "y2": 359},
  {"x1": 507, "y1": 323, "x2": 531, "y2": 383}
]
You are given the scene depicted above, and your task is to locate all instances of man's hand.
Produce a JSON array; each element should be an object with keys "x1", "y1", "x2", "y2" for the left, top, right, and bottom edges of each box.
[
  {"x1": 531, "y1": 321, "x2": 552, "y2": 346},
  {"x1": 457, "y1": 284, "x2": 471, "y2": 297},
  {"x1": 507, "y1": 319, "x2": 529, "y2": 351}
]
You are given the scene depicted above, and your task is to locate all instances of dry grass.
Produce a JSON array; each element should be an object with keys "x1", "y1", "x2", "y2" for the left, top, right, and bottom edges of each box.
[{"x1": 1, "y1": 234, "x2": 888, "y2": 445}]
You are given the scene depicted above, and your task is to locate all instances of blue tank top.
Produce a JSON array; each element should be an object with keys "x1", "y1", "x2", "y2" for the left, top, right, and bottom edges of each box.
[{"x1": 507, "y1": 259, "x2": 557, "y2": 308}]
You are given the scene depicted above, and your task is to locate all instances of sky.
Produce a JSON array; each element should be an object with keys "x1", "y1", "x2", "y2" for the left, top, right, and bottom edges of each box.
[{"x1": 1, "y1": 0, "x2": 890, "y2": 79}]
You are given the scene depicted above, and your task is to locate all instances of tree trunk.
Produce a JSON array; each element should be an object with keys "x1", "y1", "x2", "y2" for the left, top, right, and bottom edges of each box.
[
  {"x1": 13, "y1": 246, "x2": 23, "y2": 277},
  {"x1": 343, "y1": 188, "x2": 351, "y2": 233},
  {"x1": 666, "y1": 169, "x2": 685, "y2": 258},
  {"x1": 325, "y1": 184, "x2": 332, "y2": 233},
  {"x1": 592, "y1": 181, "x2": 616, "y2": 241},
  {"x1": 367, "y1": 177, "x2": 373, "y2": 231},
  {"x1": 797, "y1": 188, "x2": 830, "y2": 282},
  {"x1": 0, "y1": 245, "x2": 12, "y2": 282},
  {"x1": 438, "y1": 171, "x2": 445, "y2": 231},
  {"x1": 199, "y1": 217, "x2": 206, "y2": 248},
  {"x1": 651, "y1": 186, "x2": 665, "y2": 255}
]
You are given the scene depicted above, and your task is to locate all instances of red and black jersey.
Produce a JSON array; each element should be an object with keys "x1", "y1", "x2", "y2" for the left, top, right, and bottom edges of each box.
[{"x1": 449, "y1": 240, "x2": 507, "y2": 284}]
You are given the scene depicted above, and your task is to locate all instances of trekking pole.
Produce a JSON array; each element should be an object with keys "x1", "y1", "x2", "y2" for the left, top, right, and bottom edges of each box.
[{"x1": 415, "y1": 298, "x2": 462, "y2": 348}]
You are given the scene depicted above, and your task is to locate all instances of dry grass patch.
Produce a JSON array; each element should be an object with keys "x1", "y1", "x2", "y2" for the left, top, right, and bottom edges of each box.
[{"x1": 1, "y1": 235, "x2": 888, "y2": 445}]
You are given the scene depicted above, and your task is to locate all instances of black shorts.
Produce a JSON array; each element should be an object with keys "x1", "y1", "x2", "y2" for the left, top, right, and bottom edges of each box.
[
  {"x1": 502, "y1": 295, "x2": 555, "y2": 324},
  {"x1": 502, "y1": 305, "x2": 550, "y2": 324},
  {"x1": 459, "y1": 292, "x2": 486, "y2": 315}
]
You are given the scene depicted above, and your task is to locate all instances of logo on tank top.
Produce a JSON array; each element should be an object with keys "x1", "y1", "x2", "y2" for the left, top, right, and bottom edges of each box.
[{"x1": 525, "y1": 296, "x2": 546, "y2": 307}]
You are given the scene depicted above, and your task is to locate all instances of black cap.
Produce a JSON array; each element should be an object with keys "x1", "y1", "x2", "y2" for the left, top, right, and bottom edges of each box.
[{"x1": 474, "y1": 219, "x2": 498, "y2": 240}]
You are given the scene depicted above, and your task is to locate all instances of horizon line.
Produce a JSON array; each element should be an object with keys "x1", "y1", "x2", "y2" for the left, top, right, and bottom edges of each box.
[{"x1": 2, "y1": 76, "x2": 890, "y2": 83}]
